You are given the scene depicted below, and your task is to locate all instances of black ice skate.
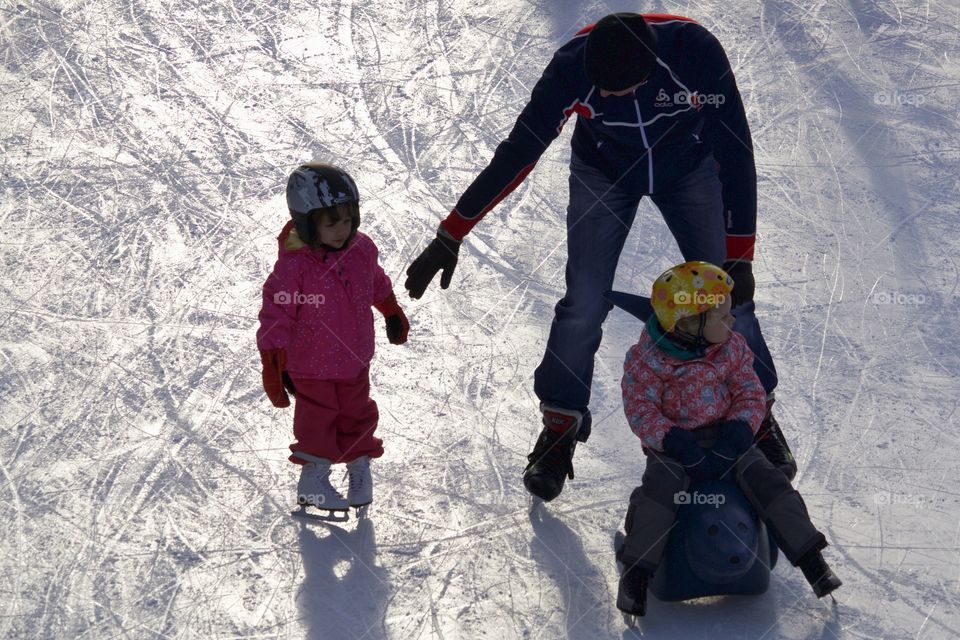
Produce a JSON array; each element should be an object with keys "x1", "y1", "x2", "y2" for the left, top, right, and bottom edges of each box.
[
  {"x1": 616, "y1": 564, "x2": 649, "y2": 617},
  {"x1": 755, "y1": 407, "x2": 798, "y2": 480},
  {"x1": 523, "y1": 406, "x2": 581, "y2": 502},
  {"x1": 798, "y1": 550, "x2": 843, "y2": 598}
]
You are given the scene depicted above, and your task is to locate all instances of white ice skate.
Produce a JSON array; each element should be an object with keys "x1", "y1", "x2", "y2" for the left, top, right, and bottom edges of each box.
[
  {"x1": 292, "y1": 458, "x2": 349, "y2": 522},
  {"x1": 346, "y1": 456, "x2": 373, "y2": 514}
]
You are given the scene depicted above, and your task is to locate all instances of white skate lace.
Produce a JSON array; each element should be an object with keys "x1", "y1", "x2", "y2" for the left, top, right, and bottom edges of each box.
[{"x1": 346, "y1": 466, "x2": 364, "y2": 493}]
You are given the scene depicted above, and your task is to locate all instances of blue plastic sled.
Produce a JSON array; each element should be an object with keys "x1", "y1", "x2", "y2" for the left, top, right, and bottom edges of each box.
[
  {"x1": 606, "y1": 290, "x2": 779, "y2": 600},
  {"x1": 604, "y1": 290, "x2": 654, "y2": 322},
  {"x1": 651, "y1": 479, "x2": 779, "y2": 601}
]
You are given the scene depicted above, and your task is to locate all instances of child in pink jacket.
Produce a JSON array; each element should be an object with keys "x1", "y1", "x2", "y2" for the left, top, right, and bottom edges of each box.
[
  {"x1": 257, "y1": 163, "x2": 408, "y2": 514},
  {"x1": 615, "y1": 261, "x2": 840, "y2": 616}
]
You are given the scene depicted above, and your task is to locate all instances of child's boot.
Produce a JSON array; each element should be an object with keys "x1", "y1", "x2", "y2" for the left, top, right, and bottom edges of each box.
[
  {"x1": 297, "y1": 460, "x2": 349, "y2": 510},
  {"x1": 346, "y1": 455, "x2": 373, "y2": 507},
  {"x1": 616, "y1": 564, "x2": 649, "y2": 616},
  {"x1": 798, "y1": 549, "x2": 842, "y2": 598},
  {"x1": 523, "y1": 406, "x2": 581, "y2": 502}
]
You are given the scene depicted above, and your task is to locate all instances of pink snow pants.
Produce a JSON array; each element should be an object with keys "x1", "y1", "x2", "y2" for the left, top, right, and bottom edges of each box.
[{"x1": 288, "y1": 368, "x2": 384, "y2": 464}]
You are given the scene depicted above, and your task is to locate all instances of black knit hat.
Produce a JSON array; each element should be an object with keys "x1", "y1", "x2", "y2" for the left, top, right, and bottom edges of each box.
[{"x1": 584, "y1": 13, "x2": 658, "y2": 91}]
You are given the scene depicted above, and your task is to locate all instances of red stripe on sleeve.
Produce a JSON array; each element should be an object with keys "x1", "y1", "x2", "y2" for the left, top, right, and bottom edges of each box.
[
  {"x1": 576, "y1": 13, "x2": 697, "y2": 37},
  {"x1": 440, "y1": 211, "x2": 473, "y2": 241},
  {"x1": 726, "y1": 235, "x2": 756, "y2": 262},
  {"x1": 478, "y1": 163, "x2": 536, "y2": 215},
  {"x1": 441, "y1": 163, "x2": 538, "y2": 240},
  {"x1": 642, "y1": 14, "x2": 699, "y2": 24}
]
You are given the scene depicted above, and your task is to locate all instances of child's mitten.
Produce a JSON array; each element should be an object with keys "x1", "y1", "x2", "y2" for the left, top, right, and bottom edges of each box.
[
  {"x1": 374, "y1": 293, "x2": 409, "y2": 344},
  {"x1": 663, "y1": 427, "x2": 715, "y2": 483},
  {"x1": 260, "y1": 348, "x2": 291, "y2": 408},
  {"x1": 709, "y1": 420, "x2": 754, "y2": 477}
]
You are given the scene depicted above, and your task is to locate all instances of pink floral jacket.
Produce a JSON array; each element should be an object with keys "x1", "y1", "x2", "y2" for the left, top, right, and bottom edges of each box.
[
  {"x1": 256, "y1": 222, "x2": 393, "y2": 380},
  {"x1": 621, "y1": 329, "x2": 767, "y2": 451}
]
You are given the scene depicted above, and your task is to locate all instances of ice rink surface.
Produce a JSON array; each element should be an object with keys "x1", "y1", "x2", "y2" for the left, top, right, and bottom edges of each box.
[{"x1": 2, "y1": 0, "x2": 959, "y2": 637}]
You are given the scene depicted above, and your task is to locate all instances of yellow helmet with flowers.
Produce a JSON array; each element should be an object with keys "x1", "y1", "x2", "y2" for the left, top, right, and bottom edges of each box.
[{"x1": 650, "y1": 261, "x2": 734, "y2": 332}]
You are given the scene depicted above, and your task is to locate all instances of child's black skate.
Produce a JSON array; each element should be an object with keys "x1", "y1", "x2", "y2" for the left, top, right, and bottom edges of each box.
[
  {"x1": 523, "y1": 406, "x2": 581, "y2": 502},
  {"x1": 755, "y1": 411, "x2": 798, "y2": 480},
  {"x1": 616, "y1": 564, "x2": 649, "y2": 617},
  {"x1": 798, "y1": 550, "x2": 842, "y2": 598}
]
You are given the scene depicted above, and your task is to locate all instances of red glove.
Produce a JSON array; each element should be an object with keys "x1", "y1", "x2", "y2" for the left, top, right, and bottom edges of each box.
[
  {"x1": 374, "y1": 293, "x2": 409, "y2": 345},
  {"x1": 260, "y1": 348, "x2": 291, "y2": 408}
]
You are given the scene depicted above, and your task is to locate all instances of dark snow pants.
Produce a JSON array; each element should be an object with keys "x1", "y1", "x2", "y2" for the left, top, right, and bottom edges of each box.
[
  {"x1": 533, "y1": 152, "x2": 778, "y2": 441},
  {"x1": 618, "y1": 443, "x2": 826, "y2": 573}
]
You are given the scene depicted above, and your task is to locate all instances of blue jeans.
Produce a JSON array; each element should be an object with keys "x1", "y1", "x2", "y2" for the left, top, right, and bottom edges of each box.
[{"x1": 533, "y1": 153, "x2": 778, "y2": 441}]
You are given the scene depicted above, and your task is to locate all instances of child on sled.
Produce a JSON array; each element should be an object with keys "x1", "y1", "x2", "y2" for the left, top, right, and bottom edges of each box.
[{"x1": 616, "y1": 261, "x2": 841, "y2": 616}]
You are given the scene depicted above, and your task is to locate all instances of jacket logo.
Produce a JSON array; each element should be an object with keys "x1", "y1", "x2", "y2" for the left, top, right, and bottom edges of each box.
[
  {"x1": 654, "y1": 88, "x2": 673, "y2": 107},
  {"x1": 274, "y1": 290, "x2": 326, "y2": 307},
  {"x1": 653, "y1": 89, "x2": 722, "y2": 110}
]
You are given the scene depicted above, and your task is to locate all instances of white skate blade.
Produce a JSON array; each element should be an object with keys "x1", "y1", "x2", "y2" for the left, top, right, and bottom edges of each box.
[
  {"x1": 291, "y1": 505, "x2": 349, "y2": 523},
  {"x1": 529, "y1": 496, "x2": 545, "y2": 514},
  {"x1": 354, "y1": 504, "x2": 371, "y2": 519}
]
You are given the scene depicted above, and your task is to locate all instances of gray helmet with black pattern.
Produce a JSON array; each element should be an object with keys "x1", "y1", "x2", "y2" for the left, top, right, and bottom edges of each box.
[{"x1": 286, "y1": 163, "x2": 360, "y2": 245}]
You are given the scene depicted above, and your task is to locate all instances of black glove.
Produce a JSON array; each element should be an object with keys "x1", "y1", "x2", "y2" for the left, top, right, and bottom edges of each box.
[
  {"x1": 404, "y1": 228, "x2": 461, "y2": 299},
  {"x1": 374, "y1": 293, "x2": 409, "y2": 345},
  {"x1": 723, "y1": 260, "x2": 754, "y2": 307},
  {"x1": 662, "y1": 427, "x2": 715, "y2": 483},
  {"x1": 709, "y1": 420, "x2": 754, "y2": 478},
  {"x1": 384, "y1": 314, "x2": 409, "y2": 344}
]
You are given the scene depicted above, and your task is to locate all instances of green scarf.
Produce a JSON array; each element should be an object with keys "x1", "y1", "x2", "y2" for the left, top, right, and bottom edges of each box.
[{"x1": 646, "y1": 315, "x2": 703, "y2": 361}]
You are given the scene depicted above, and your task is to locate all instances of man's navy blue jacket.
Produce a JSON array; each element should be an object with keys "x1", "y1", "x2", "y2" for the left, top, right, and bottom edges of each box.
[{"x1": 441, "y1": 14, "x2": 757, "y2": 261}]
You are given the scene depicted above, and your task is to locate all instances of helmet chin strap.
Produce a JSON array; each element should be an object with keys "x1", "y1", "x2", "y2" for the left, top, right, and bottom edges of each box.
[{"x1": 668, "y1": 313, "x2": 710, "y2": 355}]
